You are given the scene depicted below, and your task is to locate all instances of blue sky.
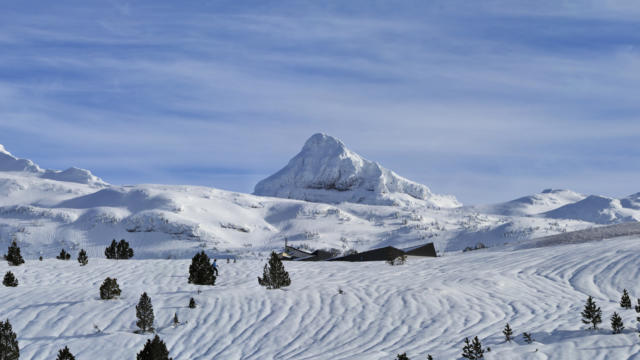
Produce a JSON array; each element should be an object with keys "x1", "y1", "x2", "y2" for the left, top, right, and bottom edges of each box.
[{"x1": 1, "y1": 0, "x2": 639, "y2": 204}]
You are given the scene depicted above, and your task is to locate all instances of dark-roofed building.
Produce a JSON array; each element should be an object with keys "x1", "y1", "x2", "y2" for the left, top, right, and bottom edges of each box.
[
  {"x1": 298, "y1": 249, "x2": 336, "y2": 261},
  {"x1": 278, "y1": 245, "x2": 312, "y2": 260},
  {"x1": 330, "y1": 246, "x2": 406, "y2": 262},
  {"x1": 403, "y1": 242, "x2": 437, "y2": 257}
]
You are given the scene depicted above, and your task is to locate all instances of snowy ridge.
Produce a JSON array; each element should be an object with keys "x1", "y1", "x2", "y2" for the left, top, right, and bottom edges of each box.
[
  {"x1": 544, "y1": 195, "x2": 640, "y2": 224},
  {"x1": 472, "y1": 189, "x2": 585, "y2": 216},
  {"x1": 254, "y1": 133, "x2": 461, "y2": 208},
  {"x1": 0, "y1": 140, "x2": 639, "y2": 260},
  {"x1": 0, "y1": 144, "x2": 106, "y2": 186}
]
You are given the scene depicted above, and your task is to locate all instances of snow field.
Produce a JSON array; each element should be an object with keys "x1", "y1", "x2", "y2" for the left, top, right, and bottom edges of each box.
[{"x1": 3, "y1": 237, "x2": 640, "y2": 359}]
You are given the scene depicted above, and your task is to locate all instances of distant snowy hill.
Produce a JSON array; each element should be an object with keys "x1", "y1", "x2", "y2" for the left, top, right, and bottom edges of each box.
[
  {"x1": 0, "y1": 144, "x2": 106, "y2": 186},
  {"x1": 544, "y1": 195, "x2": 640, "y2": 224},
  {"x1": 0, "y1": 139, "x2": 638, "y2": 259},
  {"x1": 254, "y1": 133, "x2": 460, "y2": 208},
  {"x1": 472, "y1": 189, "x2": 585, "y2": 216}
]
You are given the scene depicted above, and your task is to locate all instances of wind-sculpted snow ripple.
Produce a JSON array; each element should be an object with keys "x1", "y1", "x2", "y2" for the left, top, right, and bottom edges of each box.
[{"x1": 3, "y1": 237, "x2": 640, "y2": 358}]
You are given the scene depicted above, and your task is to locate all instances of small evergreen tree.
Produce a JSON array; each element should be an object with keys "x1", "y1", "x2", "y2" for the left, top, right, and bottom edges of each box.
[
  {"x1": 172, "y1": 313, "x2": 179, "y2": 327},
  {"x1": 635, "y1": 298, "x2": 640, "y2": 323},
  {"x1": 503, "y1": 323, "x2": 513, "y2": 342},
  {"x1": 523, "y1": 332, "x2": 534, "y2": 344},
  {"x1": 3, "y1": 272, "x2": 18, "y2": 287},
  {"x1": 461, "y1": 337, "x2": 474, "y2": 359},
  {"x1": 611, "y1": 312, "x2": 624, "y2": 334},
  {"x1": 188, "y1": 297, "x2": 196, "y2": 309},
  {"x1": 427, "y1": 355, "x2": 433, "y2": 360},
  {"x1": 258, "y1": 251, "x2": 291, "y2": 289},
  {"x1": 4, "y1": 241, "x2": 24, "y2": 266},
  {"x1": 581, "y1": 296, "x2": 602, "y2": 330},
  {"x1": 136, "y1": 292, "x2": 155, "y2": 333},
  {"x1": 396, "y1": 353, "x2": 409, "y2": 360},
  {"x1": 471, "y1": 336, "x2": 484, "y2": 359},
  {"x1": 77, "y1": 249, "x2": 88, "y2": 266},
  {"x1": 188, "y1": 251, "x2": 216, "y2": 285},
  {"x1": 0, "y1": 319, "x2": 19, "y2": 360},
  {"x1": 105, "y1": 239, "x2": 117, "y2": 259},
  {"x1": 621, "y1": 289, "x2": 632, "y2": 309},
  {"x1": 56, "y1": 346, "x2": 76, "y2": 360},
  {"x1": 136, "y1": 335, "x2": 172, "y2": 360},
  {"x1": 99, "y1": 277, "x2": 121, "y2": 300},
  {"x1": 105, "y1": 239, "x2": 134, "y2": 259},
  {"x1": 56, "y1": 249, "x2": 71, "y2": 260},
  {"x1": 117, "y1": 239, "x2": 134, "y2": 259}
]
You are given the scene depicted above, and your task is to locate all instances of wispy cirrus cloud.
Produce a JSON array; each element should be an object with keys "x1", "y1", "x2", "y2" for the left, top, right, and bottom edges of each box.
[{"x1": 0, "y1": 1, "x2": 639, "y2": 203}]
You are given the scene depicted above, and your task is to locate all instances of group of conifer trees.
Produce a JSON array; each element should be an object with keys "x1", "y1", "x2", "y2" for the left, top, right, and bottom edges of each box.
[
  {"x1": 397, "y1": 289, "x2": 640, "y2": 360},
  {"x1": 1, "y1": 240, "x2": 292, "y2": 359},
  {"x1": 581, "y1": 289, "x2": 640, "y2": 335}
]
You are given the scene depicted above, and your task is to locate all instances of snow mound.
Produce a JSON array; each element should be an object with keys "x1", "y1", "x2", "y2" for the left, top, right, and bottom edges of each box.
[
  {"x1": 0, "y1": 145, "x2": 42, "y2": 173},
  {"x1": 621, "y1": 192, "x2": 640, "y2": 210},
  {"x1": 43, "y1": 167, "x2": 106, "y2": 186},
  {"x1": 254, "y1": 133, "x2": 460, "y2": 207},
  {"x1": 474, "y1": 189, "x2": 585, "y2": 216},
  {"x1": 543, "y1": 195, "x2": 639, "y2": 224},
  {"x1": 0, "y1": 144, "x2": 106, "y2": 186}
]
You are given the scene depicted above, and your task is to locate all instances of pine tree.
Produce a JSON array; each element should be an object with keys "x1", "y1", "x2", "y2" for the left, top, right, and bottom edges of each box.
[
  {"x1": 4, "y1": 241, "x2": 24, "y2": 266},
  {"x1": 257, "y1": 251, "x2": 291, "y2": 289},
  {"x1": 396, "y1": 353, "x2": 409, "y2": 360},
  {"x1": 136, "y1": 335, "x2": 172, "y2": 360},
  {"x1": 427, "y1": 355, "x2": 433, "y2": 360},
  {"x1": 136, "y1": 292, "x2": 155, "y2": 333},
  {"x1": 105, "y1": 239, "x2": 117, "y2": 259},
  {"x1": 461, "y1": 337, "x2": 475, "y2": 359},
  {"x1": 172, "y1": 313, "x2": 179, "y2": 327},
  {"x1": 471, "y1": 336, "x2": 484, "y2": 359},
  {"x1": 523, "y1": 332, "x2": 534, "y2": 344},
  {"x1": 635, "y1": 298, "x2": 640, "y2": 323},
  {"x1": 581, "y1": 296, "x2": 602, "y2": 330},
  {"x1": 56, "y1": 346, "x2": 76, "y2": 360},
  {"x1": 188, "y1": 297, "x2": 196, "y2": 309},
  {"x1": 621, "y1": 289, "x2": 632, "y2": 309},
  {"x1": 611, "y1": 312, "x2": 624, "y2": 334},
  {"x1": 117, "y1": 239, "x2": 134, "y2": 259},
  {"x1": 56, "y1": 249, "x2": 71, "y2": 260},
  {"x1": 188, "y1": 251, "x2": 216, "y2": 285},
  {"x1": 503, "y1": 323, "x2": 513, "y2": 342},
  {"x1": 0, "y1": 319, "x2": 19, "y2": 360},
  {"x1": 77, "y1": 249, "x2": 88, "y2": 266},
  {"x1": 3, "y1": 271, "x2": 18, "y2": 287},
  {"x1": 99, "y1": 277, "x2": 121, "y2": 300}
]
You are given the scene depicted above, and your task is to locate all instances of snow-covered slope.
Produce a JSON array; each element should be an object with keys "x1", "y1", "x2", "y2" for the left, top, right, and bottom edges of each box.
[
  {"x1": 473, "y1": 189, "x2": 585, "y2": 216},
  {"x1": 4, "y1": 235, "x2": 640, "y2": 359},
  {"x1": 0, "y1": 141, "x2": 637, "y2": 260},
  {"x1": 0, "y1": 144, "x2": 106, "y2": 186},
  {"x1": 254, "y1": 133, "x2": 460, "y2": 208},
  {"x1": 544, "y1": 195, "x2": 640, "y2": 224}
]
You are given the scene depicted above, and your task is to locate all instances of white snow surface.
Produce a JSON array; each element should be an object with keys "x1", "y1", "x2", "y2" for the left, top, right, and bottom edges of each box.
[
  {"x1": 4, "y1": 236, "x2": 640, "y2": 359},
  {"x1": 0, "y1": 144, "x2": 106, "y2": 186},
  {"x1": 254, "y1": 133, "x2": 461, "y2": 208},
  {"x1": 473, "y1": 189, "x2": 586, "y2": 216},
  {"x1": 544, "y1": 195, "x2": 640, "y2": 224},
  {"x1": 1, "y1": 140, "x2": 640, "y2": 260}
]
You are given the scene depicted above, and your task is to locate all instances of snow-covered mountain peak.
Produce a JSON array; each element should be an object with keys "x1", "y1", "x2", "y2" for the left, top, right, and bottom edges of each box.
[
  {"x1": 254, "y1": 133, "x2": 461, "y2": 208},
  {"x1": 0, "y1": 144, "x2": 43, "y2": 173},
  {"x1": 0, "y1": 145, "x2": 106, "y2": 186},
  {"x1": 0, "y1": 144, "x2": 10, "y2": 155}
]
